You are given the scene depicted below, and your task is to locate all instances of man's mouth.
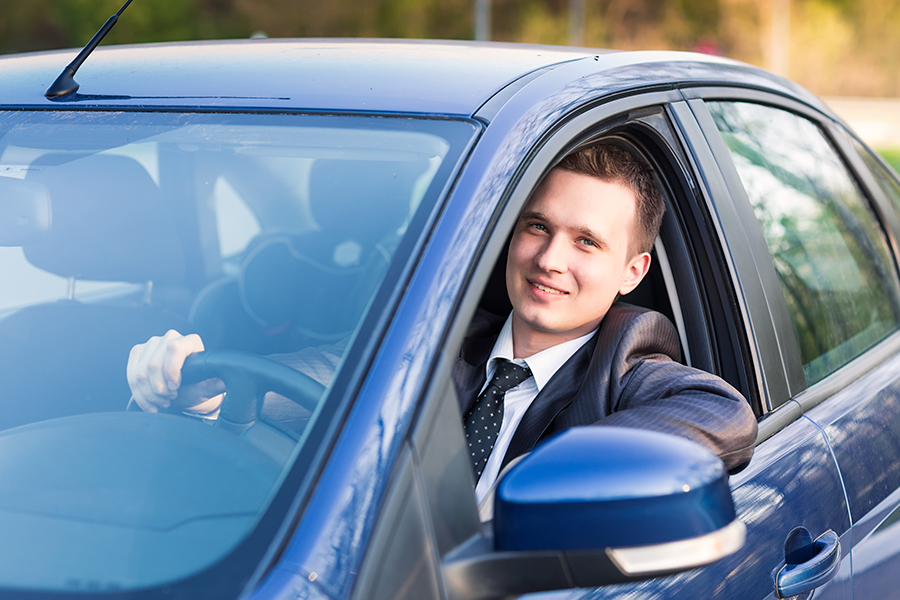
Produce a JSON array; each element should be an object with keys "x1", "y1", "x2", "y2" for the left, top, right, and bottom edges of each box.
[{"x1": 531, "y1": 281, "x2": 567, "y2": 295}]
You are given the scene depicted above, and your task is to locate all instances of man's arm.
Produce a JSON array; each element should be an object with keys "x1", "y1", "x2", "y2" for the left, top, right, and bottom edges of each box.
[
  {"x1": 594, "y1": 305, "x2": 757, "y2": 472},
  {"x1": 600, "y1": 359, "x2": 757, "y2": 471},
  {"x1": 126, "y1": 331, "x2": 346, "y2": 417}
]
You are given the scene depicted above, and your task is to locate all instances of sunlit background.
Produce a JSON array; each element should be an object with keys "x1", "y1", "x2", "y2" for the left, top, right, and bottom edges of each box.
[{"x1": 1, "y1": 0, "x2": 898, "y2": 166}]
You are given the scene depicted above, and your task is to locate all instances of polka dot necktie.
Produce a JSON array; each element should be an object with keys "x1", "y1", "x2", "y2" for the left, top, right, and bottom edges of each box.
[{"x1": 464, "y1": 358, "x2": 533, "y2": 480}]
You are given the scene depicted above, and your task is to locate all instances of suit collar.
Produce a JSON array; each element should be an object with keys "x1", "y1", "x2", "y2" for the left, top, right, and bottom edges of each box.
[
  {"x1": 454, "y1": 310, "x2": 505, "y2": 415},
  {"x1": 483, "y1": 313, "x2": 596, "y2": 392}
]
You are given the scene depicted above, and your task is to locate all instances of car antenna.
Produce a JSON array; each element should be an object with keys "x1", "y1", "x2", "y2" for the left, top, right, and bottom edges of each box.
[{"x1": 45, "y1": 0, "x2": 134, "y2": 98}]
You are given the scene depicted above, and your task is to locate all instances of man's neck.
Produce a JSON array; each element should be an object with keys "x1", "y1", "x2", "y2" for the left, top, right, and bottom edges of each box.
[{"x1": 511, "y1": 317, "x2": 601, "y2": 359}]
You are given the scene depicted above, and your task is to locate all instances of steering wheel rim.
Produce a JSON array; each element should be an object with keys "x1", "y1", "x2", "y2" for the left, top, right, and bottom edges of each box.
[{"x1": 182, "y1": 350, "x2": 325, "y2": 433}]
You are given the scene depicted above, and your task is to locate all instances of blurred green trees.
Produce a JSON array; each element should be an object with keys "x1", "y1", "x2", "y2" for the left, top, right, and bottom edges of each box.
[
  {"x1": 2, "y1": 0, "x2": 900, "y2": 97},
  {"x1": 881, "y1": 149, "x2": 900, "y2": 174}
]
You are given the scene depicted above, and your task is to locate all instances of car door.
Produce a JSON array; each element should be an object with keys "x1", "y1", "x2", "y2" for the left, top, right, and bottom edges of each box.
[
  {"x1": 697, "y1": 97, "x2": 900, "y2": 599},
  {"x1": 832, "y1": 139, "x2": 900, "y2": 596},
  {"x1": 689, "y1": 91, "x2": 900, "y2": 598}
]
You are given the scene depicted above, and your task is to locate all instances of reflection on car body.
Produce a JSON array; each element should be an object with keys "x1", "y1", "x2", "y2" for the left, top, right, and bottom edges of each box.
[{"x1": 0, "y1": 33, "x2": 898, "y2": 600}]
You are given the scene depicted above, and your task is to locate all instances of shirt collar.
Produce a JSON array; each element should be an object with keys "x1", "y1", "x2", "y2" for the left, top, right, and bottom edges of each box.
[{"x1": 485, "y1": 313, "x2": 597, "y2": 392}]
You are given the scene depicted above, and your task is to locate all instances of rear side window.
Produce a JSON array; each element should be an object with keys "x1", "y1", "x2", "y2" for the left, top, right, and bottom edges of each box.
[{"x1": 708, "y1": 101, "x2": 900, "y2": 385}]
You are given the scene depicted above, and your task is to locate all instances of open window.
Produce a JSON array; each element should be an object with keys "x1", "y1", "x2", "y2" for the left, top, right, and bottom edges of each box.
[{"x1": 463, "y1": 106, "x2": 754, "y2": 399}]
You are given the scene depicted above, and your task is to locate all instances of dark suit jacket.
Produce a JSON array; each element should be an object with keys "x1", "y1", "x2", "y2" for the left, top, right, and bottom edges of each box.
[{"x1": 452, "y1": 303, "x2": 758, "y2": 472}]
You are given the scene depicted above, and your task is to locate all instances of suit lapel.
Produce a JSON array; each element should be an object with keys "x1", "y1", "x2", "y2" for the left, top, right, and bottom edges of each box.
[
  {"x1": 452, "y1": 357, "x2": 486, "y2": 416},
  {"x1": 497, "y1": 303, "x2": 660, "y2": 468},
  {"x1": 456, "y1": 302, "x2": 664, "y2": 471},
  {"x1": 501, "y1": 338, "x2": 595, "y2": 469},
  {"x1": 452, "y1": 309, "x2": 505, "y2": 415}
]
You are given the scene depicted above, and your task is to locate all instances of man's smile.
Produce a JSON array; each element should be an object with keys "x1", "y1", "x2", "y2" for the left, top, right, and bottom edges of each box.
[{"x1": 530, "y1": 280, "x2": 568, "y2": 295}]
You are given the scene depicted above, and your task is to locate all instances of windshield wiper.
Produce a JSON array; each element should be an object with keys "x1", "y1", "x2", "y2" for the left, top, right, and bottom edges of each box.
[{"x1": 45, "y1": 0, "x2": 134, "y2": 99}]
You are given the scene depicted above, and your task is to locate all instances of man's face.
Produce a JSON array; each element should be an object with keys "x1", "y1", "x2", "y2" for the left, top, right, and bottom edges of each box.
[{"x1": 506, "y1": 167, "x2": 651, "y2": 354}]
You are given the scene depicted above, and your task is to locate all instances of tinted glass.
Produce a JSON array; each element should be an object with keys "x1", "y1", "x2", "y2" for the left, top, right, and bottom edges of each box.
[
  {"x1": 0, "y1": 110, "x2": 475, "y2": 594},
  {"x1": 709, "y1": 101, "x2": 900, "y2": 385}
]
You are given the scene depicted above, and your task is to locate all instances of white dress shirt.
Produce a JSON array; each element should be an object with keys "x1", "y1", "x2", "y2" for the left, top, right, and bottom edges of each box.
[{"x1": 473, "y1": 314, "x2": 596, "y2": 505}]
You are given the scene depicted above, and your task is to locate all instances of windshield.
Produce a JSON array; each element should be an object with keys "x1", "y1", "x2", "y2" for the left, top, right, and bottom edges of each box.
[{"x1": 0, "y1": 110, "x2": 475, "y2": 594}]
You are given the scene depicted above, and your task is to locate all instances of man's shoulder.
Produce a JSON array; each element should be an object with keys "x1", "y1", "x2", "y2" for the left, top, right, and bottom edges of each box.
[
  {"x1": 603, "y1": 301, "x2": 671, "y2": 327},
  {"x1": 596, "y1": 302, "x2": 683, "y2": 365}
]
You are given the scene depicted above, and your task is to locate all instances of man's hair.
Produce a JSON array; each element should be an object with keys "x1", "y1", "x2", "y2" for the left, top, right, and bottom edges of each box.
[{"x1": 556, "y1": 144, "x2": 665, "y2": 256}]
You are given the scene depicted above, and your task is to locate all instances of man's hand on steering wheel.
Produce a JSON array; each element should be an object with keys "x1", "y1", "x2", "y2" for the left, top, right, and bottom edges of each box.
[{"x1": 127, "y1": 330, "x2": 225, "y2": 414}]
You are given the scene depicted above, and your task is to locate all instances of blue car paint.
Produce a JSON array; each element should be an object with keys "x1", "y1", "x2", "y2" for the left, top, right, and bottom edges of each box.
[
  {"x1": 0, "y1": 40, "x2": 599, "y2": 114},
  {"x1": 799, "y1": 348, "x2": 900, "y2": 598},
  {"x1": 571, "y1": 414, "x2": 852, "y2": 600}
]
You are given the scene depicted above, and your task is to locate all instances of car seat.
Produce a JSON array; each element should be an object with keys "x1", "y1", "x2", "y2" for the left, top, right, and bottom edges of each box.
[{"x1": 0, "y1": 153, "x2": 194, "y2": 430}]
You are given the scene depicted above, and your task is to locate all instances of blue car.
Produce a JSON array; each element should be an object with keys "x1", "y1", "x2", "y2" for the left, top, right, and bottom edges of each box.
[{"x1": 0, "y1": 33, "x2": 898, "y2": 600}]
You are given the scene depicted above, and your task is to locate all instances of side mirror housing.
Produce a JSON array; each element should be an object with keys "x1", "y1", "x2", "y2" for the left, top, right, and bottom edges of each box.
[{"x1": 442, "y1": 427, "x2": 744, "y2": 600}]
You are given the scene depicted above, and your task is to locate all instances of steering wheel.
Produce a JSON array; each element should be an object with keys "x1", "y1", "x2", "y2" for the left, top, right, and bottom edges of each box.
[{"x1": 181, "y1": 350, "x2": 325, "y2": 434}]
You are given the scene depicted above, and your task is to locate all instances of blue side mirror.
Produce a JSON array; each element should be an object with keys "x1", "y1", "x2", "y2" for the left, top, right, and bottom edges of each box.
[{"x1": 443, "y1": 427, "x2": 744, "y2": 599}]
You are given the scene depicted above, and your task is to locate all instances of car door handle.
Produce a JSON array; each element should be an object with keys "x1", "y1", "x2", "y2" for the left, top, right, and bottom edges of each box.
[{"x1": 775, "y1": 530, "x2": 840, "y2": 598}]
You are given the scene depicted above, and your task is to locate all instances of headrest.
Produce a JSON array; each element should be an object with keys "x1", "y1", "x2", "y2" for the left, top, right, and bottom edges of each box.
[
  {"x1": 238, "y1": 158, "x2": 429, "y2": 334},
  {"x1": 22, "y1": 154, "x2": 186, "y2": 283},
  {"x1": 239, "y1": 235, "x2": 378, "y2": 336},
  {"x1": 308, "y1": 158, "x2": 427, "y2": 241}
]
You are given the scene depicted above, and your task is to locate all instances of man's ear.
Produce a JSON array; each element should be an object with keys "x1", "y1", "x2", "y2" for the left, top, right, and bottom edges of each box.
[{"x1": 618, "y1": 252, "x2": 652, "y2": 295}]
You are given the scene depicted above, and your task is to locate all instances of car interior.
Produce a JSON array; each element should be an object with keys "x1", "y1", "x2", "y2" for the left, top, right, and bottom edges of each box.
[{"x1": 0, "y1": 142, "x2": 436, "y2": 431}]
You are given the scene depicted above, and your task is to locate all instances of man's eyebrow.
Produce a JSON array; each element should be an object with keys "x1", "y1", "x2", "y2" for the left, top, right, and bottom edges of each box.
[
  {"x1": 518, "y1": 210, "x2": 546, "y2": 221},
  {"x1": 577, "y1": 226, "x2": 607, "y2": 246},
  {"x1": 575, "y1": 225, "x2": 599, "y2": 239}
]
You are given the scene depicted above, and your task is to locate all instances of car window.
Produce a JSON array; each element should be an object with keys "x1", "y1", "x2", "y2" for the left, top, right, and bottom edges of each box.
[
  {"x1": 708, "y1": 101, "x2": 900, "y2": 385},
  {"x1": 0, "y1": 109, "x2": 476, "y2": 593}
]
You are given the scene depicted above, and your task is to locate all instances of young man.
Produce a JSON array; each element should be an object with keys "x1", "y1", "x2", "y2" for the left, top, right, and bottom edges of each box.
[
  {"x1": 451, "y1": 145, "x2": 755, "y2": 503},
  {"x1": 127, "y1": 144, "x2": 757, "y2": 498}
]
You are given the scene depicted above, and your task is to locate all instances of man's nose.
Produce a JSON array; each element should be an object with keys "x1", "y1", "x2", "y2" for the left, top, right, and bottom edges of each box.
[{"x1": 534, "y1": 235, "x2": 568, "y2": 273}]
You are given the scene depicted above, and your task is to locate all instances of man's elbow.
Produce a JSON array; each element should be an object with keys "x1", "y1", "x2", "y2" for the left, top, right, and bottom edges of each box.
[{"x1": 720, "y1": 400, "x2": 757, "y2": 474}]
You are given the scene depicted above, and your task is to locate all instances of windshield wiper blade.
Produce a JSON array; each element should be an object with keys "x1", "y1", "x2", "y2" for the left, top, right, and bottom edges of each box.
[{"x1": 45, "y1": 0, "x2": 134, "y2": 99}]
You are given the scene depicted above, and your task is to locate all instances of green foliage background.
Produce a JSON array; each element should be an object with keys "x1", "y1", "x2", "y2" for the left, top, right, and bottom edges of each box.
[
  {"x1": 2, "y1": 0, "x2": 900, "y2": 98},
  {"x1": 881, "y1": 149, "x2": 900, "y2": 174}
]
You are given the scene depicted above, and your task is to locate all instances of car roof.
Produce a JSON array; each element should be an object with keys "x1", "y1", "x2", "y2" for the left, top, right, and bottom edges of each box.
[{"x1": 0, "y1": 38, "x2": 824, "y2": 117}]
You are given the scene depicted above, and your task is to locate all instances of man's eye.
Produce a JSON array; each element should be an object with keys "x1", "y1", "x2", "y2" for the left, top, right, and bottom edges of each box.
[
  {"x1": 529, "y1": 222, "x2": 547, "y2": 232},
  {"x1": 579, "y1": 238, "x2": 596, "y2": 247}
]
